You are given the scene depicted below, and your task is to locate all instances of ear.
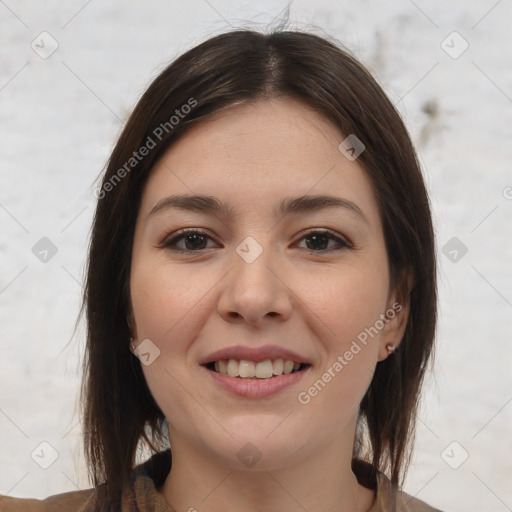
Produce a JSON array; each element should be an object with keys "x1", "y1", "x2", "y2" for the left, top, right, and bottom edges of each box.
[
  {"x1": 127, "y1": 306, "x2": 138, "y2": 341},
  {"x1": 377, "y1": 272, "x2": 412, "y2": 362}
]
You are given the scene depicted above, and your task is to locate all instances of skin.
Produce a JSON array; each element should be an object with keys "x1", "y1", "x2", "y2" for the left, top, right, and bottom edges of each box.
[{"x1": 129, "y1": 97, "x2": 409, "y2": 512}]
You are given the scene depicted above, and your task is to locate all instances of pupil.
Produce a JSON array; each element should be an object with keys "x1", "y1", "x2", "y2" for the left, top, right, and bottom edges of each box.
[
  {"x1": 185, "y1": 234, "x2": 207, "y2": 250},
  {"x1": 306, "y1": 234, "x2": 328, "y2": 250}
]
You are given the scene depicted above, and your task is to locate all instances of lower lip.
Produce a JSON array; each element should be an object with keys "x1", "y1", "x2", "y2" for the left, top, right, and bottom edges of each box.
[{"x1": 202, "y1": 365, "x2": 311, "y2": 398}]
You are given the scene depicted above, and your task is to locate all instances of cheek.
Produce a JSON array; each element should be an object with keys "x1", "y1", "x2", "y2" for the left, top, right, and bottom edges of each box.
[
  {"x1": 293, "y1": 263, "x2": 387, "y2": 418},
  {"x1": 301, "y1": 261, "x2": 389, "y2": 347},
  {"x1": 130, "y1": 261, "x2": 212, "y2": 344},
  {"x1": 141, "y1": 362, "x2": 214, "y2": 449},
  {"x1": 131, "y1": 263, "x2": 218, "y2": 437}
]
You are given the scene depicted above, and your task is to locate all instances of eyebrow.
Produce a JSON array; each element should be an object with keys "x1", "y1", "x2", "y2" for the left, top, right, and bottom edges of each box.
[{"x1": 148, "y1": 194, "x2": 368, "y2": 223}]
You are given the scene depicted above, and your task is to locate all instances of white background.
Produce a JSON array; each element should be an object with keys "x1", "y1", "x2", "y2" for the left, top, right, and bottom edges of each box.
[{"x1": 1, "y1": 1, "x2": 511, "y2": 511}]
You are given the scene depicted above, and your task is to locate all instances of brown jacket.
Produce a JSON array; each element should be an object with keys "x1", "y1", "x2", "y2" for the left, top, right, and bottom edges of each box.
[{"x1": 0, "y1": 450, "x2": 443, "y2": 511}]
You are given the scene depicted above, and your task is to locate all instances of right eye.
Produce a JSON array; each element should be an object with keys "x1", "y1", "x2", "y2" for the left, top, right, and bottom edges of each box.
[{"x1": 161, "y1": 229, "x2": 221, "y2": 253}]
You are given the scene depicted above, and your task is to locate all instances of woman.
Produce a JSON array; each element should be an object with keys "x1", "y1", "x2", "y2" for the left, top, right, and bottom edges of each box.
[{"x1": 1, "y1": 29, "x2": 441, "y2": 511}]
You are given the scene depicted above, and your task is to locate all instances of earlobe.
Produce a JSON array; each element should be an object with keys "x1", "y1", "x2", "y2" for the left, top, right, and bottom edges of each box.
[{"x1": 385, "y1": 343, "x2": 396, "y2": 355}]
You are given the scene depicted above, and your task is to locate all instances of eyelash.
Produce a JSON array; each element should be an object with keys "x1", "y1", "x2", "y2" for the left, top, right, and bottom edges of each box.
[{"x1": 160, "y1": 228, "x2": 352, "y2": 254}]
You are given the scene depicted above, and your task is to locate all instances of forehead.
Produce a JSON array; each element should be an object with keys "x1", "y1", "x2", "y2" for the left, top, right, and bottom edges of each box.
[
  {"x1": 138, "y1": 98, "x2": 381, "y2": 225},
  {"x1": 167, "y1": 97, "x2": 344, "y2": 166}
]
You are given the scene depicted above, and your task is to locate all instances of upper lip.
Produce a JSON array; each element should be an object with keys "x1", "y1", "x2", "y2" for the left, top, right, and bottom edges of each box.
[{"x1": 200, "y1": 345, "x2": 312, "y2": 365}]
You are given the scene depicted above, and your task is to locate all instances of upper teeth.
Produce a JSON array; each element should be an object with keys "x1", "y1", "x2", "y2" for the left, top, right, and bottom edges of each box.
[{"x1": 213, "y1": 359, "x2": 301, "y2": 379}]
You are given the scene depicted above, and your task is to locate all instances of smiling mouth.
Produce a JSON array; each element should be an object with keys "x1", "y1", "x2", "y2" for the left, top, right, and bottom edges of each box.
[{"x1": 203, "y1": 359, "x2": 311, "y2": 379}]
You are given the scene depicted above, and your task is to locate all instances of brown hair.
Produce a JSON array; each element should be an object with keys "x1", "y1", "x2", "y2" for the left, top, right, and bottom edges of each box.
[{"x1": 80, "y1": 29, "x2": 436, "y2": 507}]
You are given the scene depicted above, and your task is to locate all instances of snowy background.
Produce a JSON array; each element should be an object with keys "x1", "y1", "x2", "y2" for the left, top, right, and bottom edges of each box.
[{"x1": 1, "y1": 1, "x2": 511, "y2": 511}]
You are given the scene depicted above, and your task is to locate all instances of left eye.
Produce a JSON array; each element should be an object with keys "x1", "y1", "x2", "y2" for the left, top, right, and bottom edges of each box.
[{"x1": 295, "y1": 230, "x2": 349, "y2": 252}]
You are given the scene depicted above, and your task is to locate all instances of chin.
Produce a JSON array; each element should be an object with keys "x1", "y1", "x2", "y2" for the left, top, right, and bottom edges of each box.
[{"x1": 197, "y1": 423, "x2": 311, "y2": 472}]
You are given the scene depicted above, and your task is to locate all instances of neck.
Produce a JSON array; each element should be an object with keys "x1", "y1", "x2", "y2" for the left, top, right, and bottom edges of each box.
[{"x1": 160, "y1": 419, "x2": 374, "y2": 512}]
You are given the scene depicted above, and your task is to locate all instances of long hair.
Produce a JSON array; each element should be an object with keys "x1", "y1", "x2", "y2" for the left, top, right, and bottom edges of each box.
[{"x1": 80, "y1": 29, "x2": 437, "y2": 507}]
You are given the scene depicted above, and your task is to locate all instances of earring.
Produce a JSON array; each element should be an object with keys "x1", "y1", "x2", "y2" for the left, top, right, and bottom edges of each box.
[
  {"x1": 130, "y1": 337, "x2": 136, "y2": 352},
  {"x1": 386, "y1": 343, "x2": 395, "y2": 354}
]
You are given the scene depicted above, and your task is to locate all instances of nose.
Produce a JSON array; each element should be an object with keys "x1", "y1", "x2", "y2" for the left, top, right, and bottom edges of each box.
[{"x1": 216, "y1": 241, "x2": 293, "y2": 327}]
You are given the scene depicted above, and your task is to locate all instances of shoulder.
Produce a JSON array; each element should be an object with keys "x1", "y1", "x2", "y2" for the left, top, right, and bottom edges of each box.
[
  {"x1": 397, "y1": 490, "x2": 444, "y2": 511},
  {"x1": 0, "y1": 450, "x2": 172, "y2": 512},
  {"x1": 373, "y1": 471, "x2": 444, "y2": 512},
  {"x1": 0, "y1": 489, "x2": 95, "y2": 512},
  {"x1": 352, "y1": 459, "x2": 444, "y2": 512}
]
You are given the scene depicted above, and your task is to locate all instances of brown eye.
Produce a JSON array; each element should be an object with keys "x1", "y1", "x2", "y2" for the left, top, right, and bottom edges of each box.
[
  {"x1": 177, "y1": 233, "x2": 209, "y2": 250},
  {"x1": 296, "y1": 230, "x2": 351, "y2": 252},
  {"x1": 162, "y1": 229, "x2": 219, "y2": 252}
]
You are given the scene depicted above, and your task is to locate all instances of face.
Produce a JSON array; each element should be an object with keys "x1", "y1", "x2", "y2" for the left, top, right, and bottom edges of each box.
[{"x1": 129, "y1": 98, "x2": 408, "y2": 470}]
